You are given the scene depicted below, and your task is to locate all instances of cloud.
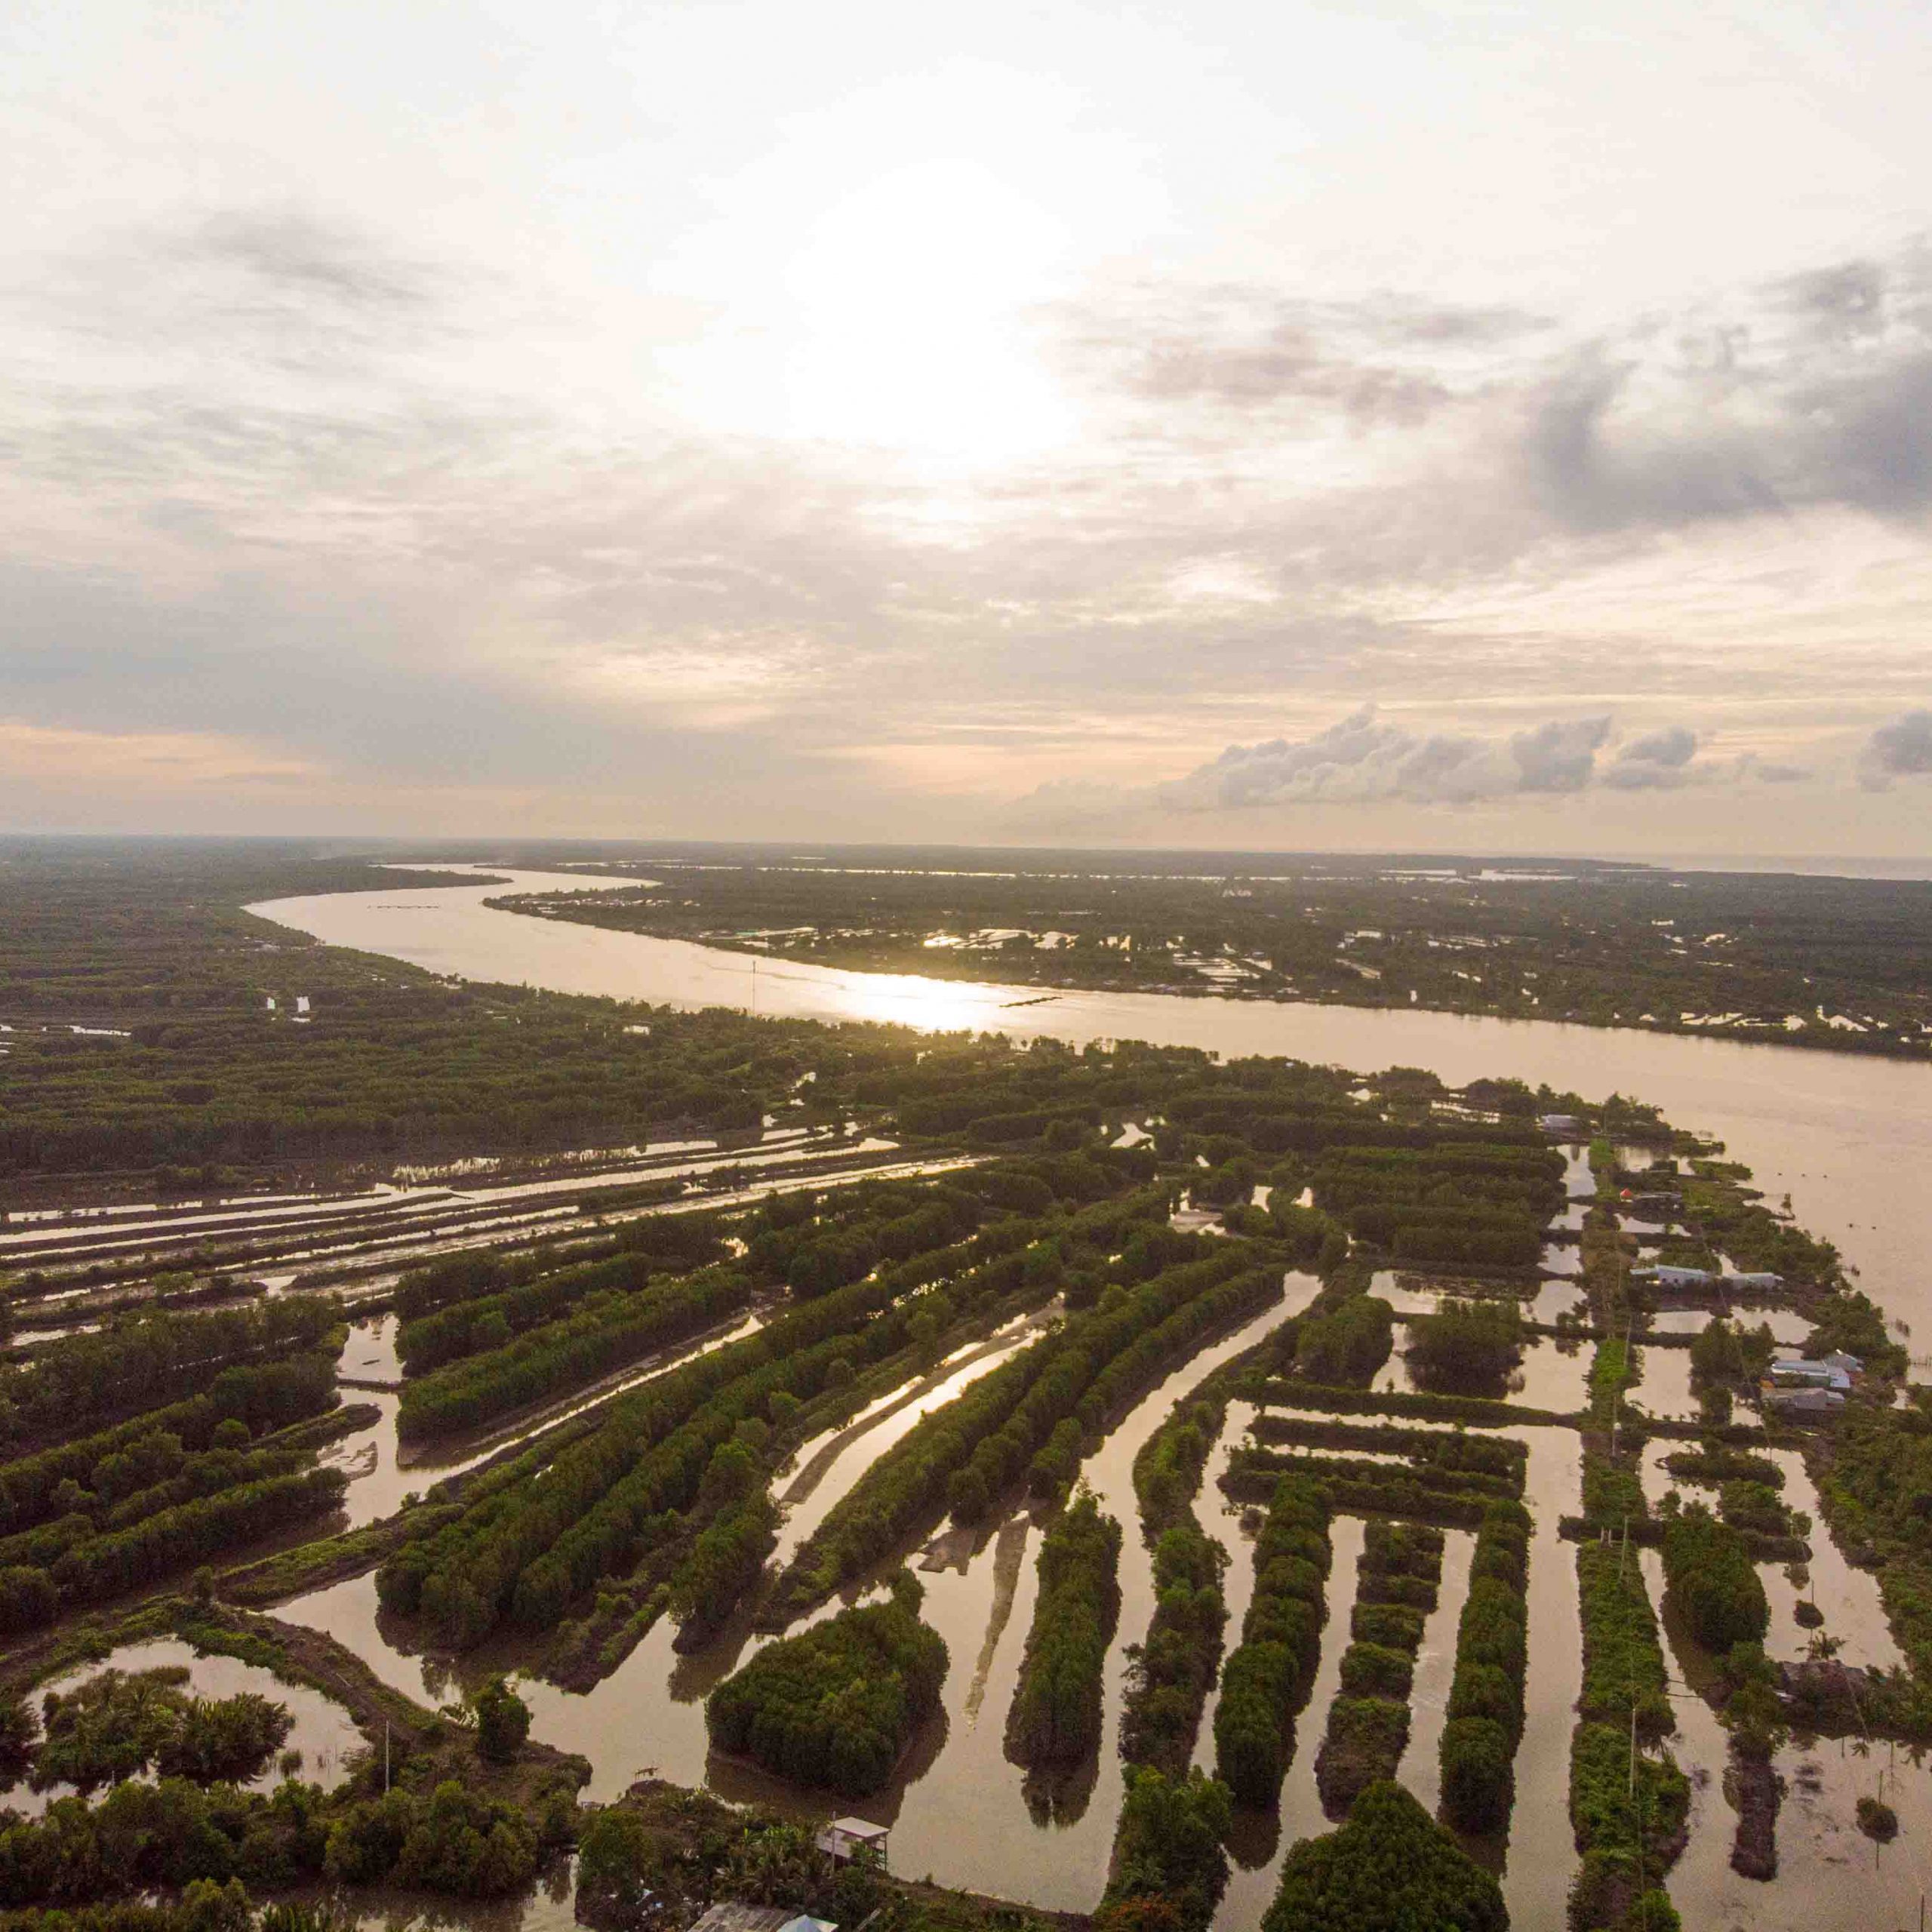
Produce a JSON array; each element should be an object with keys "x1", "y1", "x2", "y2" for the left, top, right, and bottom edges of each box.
[
  {"x1": 180, "y1": 210, "x2": 439, "y2": 313},
  {"x1": 999, "y1": 777, "x2": 1150, "y2": 835},
  {"x1": 1860, "y1": 709, "x2": 1932, "y2": 788},
  {"x1": 1072, "y1": 288, "x2": 1549, "y2": 429},
  {"x1": 1737, "y1": 755, "x2": 1812, "y2": 785},
  {"x1": 1154, "y1": 706, "x2": 1612, "y2": 811},
  {"x1": 1772, "y1": 258, "x2": 1888, "y2": 344},
  {"x1": 1523, "y1": 249, "x2": 1932, "y2": 533},
  {"x1": 1131, "y1": 331, "x2": 1453, "y2": 425},
  {"x1": 2, "y1": 194, "x2": 1929, "y2": 844},
  {"x1": 1004, "y1": 709, "x2": 1857, "y2": 829},
  {"x1": 1603, "y1": 724, "x2": 1700, "y2": 790},
  {"x1": 13, "y1": 205, "x2": 461, "y2": 384}
]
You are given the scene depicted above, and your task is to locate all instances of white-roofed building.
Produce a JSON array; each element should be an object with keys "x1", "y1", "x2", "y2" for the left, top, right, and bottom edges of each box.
[{"x1": 815, "y1": 1817, "x2": 890, "y2": 1867}]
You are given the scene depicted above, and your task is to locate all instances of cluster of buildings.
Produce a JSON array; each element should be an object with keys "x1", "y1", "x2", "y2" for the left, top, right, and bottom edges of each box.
[
  {"x1": 1761, "y1": 1351, "x2": 1863, "y2": 1416},
  {"x1": 1634, "y1": 1263, "x2": 1785, "y2": 1293},
  {"x1": 684, "y1": 1821, "x2": 889, "y2": 1932}
]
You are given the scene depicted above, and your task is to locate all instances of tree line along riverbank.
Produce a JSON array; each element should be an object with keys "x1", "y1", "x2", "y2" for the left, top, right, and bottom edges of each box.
[{"x1": 489, "y1": 849, "x2": 1932, "y2": 1060}]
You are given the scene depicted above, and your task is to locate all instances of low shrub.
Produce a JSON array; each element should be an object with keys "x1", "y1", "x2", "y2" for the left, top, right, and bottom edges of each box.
[
  {"x1": 1263, "y1": 1782, "x2": 1506, "y2": 1932},
  {"x1": 706, "y1": 1571, "x2": 948, "y2": 1797},
  {"x1": 1660, "y1": 1510, "x2": 1768, "y2": 1653},
  {"x1": 1212, "y1": 1478, "x2": 1329, "y2": 1804}
]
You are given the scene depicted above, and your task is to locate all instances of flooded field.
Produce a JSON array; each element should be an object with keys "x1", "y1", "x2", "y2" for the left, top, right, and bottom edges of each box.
[
  {"x1": 4, "y1": 1638, "x2": 365, "y2": 1816},
  {"x1": 1375, "y1": 1326, "x2": 1593, "y2": 1414},
  {"x1": 1635, "y1": 1344, "x2": 1700, "y2": 1422},
  {"x1": 277, "y1": 1281, "x2": 1324, "y2": 1909},
  {"x1": 1638, "y1": 1544, "x2": 1932, "y2": 1932}
]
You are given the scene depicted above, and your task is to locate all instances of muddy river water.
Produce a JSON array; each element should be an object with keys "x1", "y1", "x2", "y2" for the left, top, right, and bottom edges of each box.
[
  {"x1": 255, "y1": 867, "x2": 1932, "y2": 1332},
  {"x1": 246, "y1": 867, "x2": 1932, "y2": 1922}
]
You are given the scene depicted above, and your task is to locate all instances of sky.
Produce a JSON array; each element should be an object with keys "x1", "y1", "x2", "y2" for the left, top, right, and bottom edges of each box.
[{"x1": 4, "y1": 0, "x2": 1931, "y2": 857}]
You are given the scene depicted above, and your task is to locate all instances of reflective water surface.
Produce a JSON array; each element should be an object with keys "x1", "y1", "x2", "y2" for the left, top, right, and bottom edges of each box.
[{"x1": 255, "y1": 868, "x2": 1932, "y2": 1327}]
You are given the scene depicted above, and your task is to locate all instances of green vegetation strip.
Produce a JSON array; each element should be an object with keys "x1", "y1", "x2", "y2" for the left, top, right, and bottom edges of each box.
[
  {"x1": 1288, "y1": 1295, "x2": 1393, "y2": 1386},
  {"x1": 1312, "y1": 1521, "x2": 1444, "y2": 1816},
  {"x1": 1577, "y1": 1542, "x2": 1674, "y2": 1740},
  {"x1": 1661, "y1": 1447, "x2": 1783, "y2": 1487},
  {"x1": 397, "y1": 1260, "x2": 758, "y2": 1439},
  {"x1": 1566, "y1": 1506, "x2": 1691, "y2": 1930},
  {"x1": 1247, "y1": 1379, "x2": 1574, "y2": 1426},
  {"x1": 1212, "y1": 1475, "x2": 1331, "y2": 1805},
  {"x1": 767, "y1": 1244, "x2": 1276, "y2": 1621},
  {"x1": 1120, "y1": 1518, "x2": 1229, "y2": 1774},
  {"x1": 1223, "y1": 1447, "x2": 1519, "y2": 1528},
  {"x1": 1658, "y1": 1509, "x2": 1769, "y2": 1653},
  {"x1": 1, "y1": 1302, "x2": 339, "y2": 1451},
  {"x1": 0, "y1": 1357, "x2": 337, "y2": 1539},
  {"x1": 392, "y1": 1214, "x2": 729, "y2": 1371},
  {"x1": 379, "y1": 1263, "x2": 918, "y2": 1647},
  {"x1": 1249, "y1": 1411, "x2": 1528, "y2": 1475},
  {"x1": 1438, "y1": 1500, "x2": 1531, "y2": 1833},
  {"x1": 1004, "y1": 1490, "x2": 1122, "y2": 1768}
]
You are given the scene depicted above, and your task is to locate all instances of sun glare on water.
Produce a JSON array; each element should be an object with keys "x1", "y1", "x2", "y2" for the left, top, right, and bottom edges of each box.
[{"x1": 818, "y1": 964, "x2": 1024, "y2": 1035}]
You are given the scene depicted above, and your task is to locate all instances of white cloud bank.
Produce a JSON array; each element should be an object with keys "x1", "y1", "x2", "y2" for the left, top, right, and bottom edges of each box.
[{"x1": 1008, "y1": 705, "x2": 1897, "y2": 834}]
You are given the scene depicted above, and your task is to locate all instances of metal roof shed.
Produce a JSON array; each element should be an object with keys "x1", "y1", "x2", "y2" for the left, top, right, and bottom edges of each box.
[
  {"x1": 688, "y1": 1906, "x2": 797, "y2": 1932},
  {"x1": 816, "y1": 1817, "x2": 891, "y2": 1866}
]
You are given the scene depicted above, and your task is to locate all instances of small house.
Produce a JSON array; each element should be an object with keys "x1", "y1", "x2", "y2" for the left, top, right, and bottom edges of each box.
[
  {"x1": 1168, "y1": 1207, "x2": 1223, "y2": 1234},
  {"x1": 1768, "y1": 1358, "x2": 1854, "y2": 1396},
  {"x1": 1635, "y1": 1265, "x2": 1716, "y2": 1291},
  {"x1": 1769, "y1": 1357, "x2": 1838, "y2": 1386},
  {"x1": 1762, "y1": 1383, "x2": 1845, "y2": 1417},
  {"x1": 1728, "y1": 1271, "x2": 1784, "y2": 1291},
  {"x1": 815, "y1": 1817, "x2": 891, "y2": 1868},
  {"x1": 1539, "y1": 1115, "x2": 1584, "y2": 1137},
  {"x1": 689, "y1": 1907, "x2": 818, "y2": 1932}
]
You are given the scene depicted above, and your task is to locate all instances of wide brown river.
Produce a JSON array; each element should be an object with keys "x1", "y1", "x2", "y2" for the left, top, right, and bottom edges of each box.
[{"x1": 255, "y1": 866, "x2": 1932, "y2": 1329}]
